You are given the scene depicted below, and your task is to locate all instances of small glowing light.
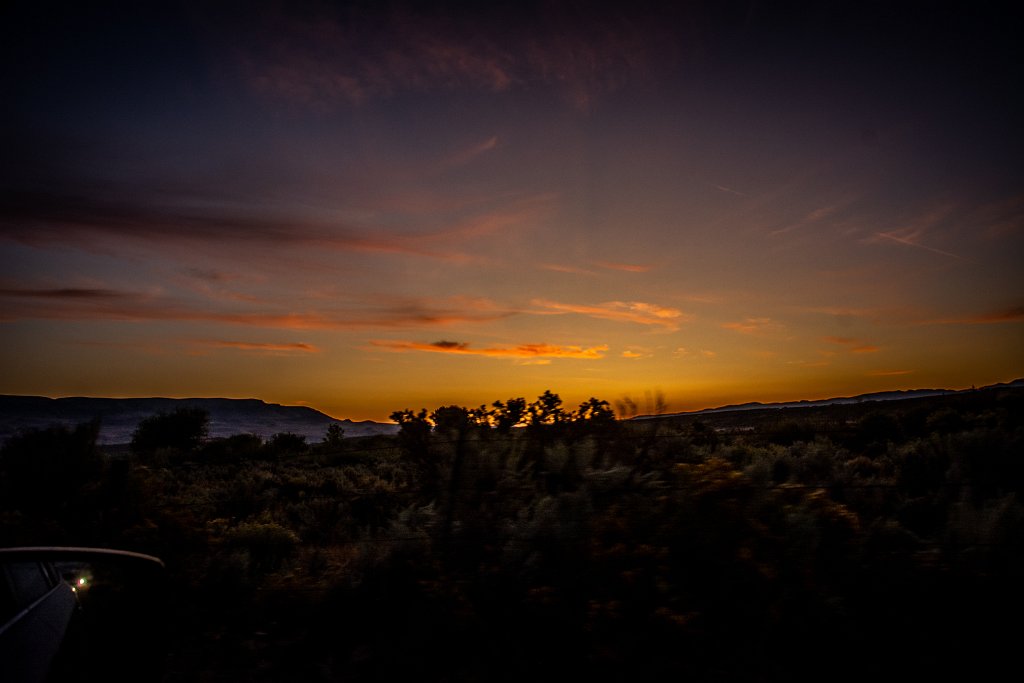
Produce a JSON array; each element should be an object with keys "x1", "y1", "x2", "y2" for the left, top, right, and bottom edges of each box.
[{"x1": 78, "y1": 577, "x2": 87, "y2": 587}]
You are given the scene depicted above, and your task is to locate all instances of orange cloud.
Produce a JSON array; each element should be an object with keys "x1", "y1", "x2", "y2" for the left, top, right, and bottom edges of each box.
[
  {"x1": 621, "y1": 345, "x2": 654, "y2": 359},
  {"x1": 800, "y1": 305, "x2": 885, "y2": 319},
  {"x1": 426, "y1": 194, "x2": 555, "y2": 242},
  {"x1": 970, "y1": 306, "x2": 1024, "y2": 323},
  {"x1": 868, "y1": 369, "x2": 914, "y2": 377},
  {"x1": 722, "y1": 317, "x2": 783, "y2": 335},
  {"x1": 852, "y1": 345, "x2": 880, "y2": 354},
  {"x1": 532, "y1": 299, "x2": 687, "y2": 330},
  {"x1": 593, "y1": 261, "x2": 652, "y2": 273},
  {"x1": 674, "y1": 347, "x2": 715, "y2": 359},
  {"x1": 201, "y1": 340, "x2": 320, "y2": 353},
  {"x1": 370, "y1": 340, "x2": 608, "y2": 359},
  {"x1": 823, "y1": 336, "x2": 879, "y2": 354},
  {"x1": 788, "y1": 359, "x2": 831, "y2": 368},
  {"x1": 921, "y1": 305, "x2": 1024, "y2": 325},
  {"x1": 541, "y1": 263, "x2": 596, "y2": 275}
]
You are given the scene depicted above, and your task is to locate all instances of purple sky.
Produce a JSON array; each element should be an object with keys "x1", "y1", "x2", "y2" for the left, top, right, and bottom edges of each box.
[{"x1": 2, "y1": 1, "x2": 1022, "y2": 420}]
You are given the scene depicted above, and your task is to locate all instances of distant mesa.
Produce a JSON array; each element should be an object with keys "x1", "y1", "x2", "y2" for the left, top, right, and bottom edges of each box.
[
  {"x1": 0, "y1": 396, "x2": 398, "y2": 445},
  {"x1": 630, "y1": 378, "x2": 1024, "y2": 420},
  {"x1": 3, "y1": 380, "x2": 1021, "y2": 444}
]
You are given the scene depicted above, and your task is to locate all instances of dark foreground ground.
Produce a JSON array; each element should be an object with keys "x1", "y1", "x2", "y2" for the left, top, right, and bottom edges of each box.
[{"x1": 2, "y1": 386, "x2": 1022, "y2": 681}]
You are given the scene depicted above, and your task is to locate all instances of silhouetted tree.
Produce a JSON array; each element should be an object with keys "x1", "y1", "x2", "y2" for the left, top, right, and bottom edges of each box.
[
  {"x1": 390, "y1": 408, "x2": 432, "y2": 453},
  {"x1": 430, "y1": 405, "x2": 471, "y2": 435},
  {"x1": 527, "y1": 390, "x2": 567, "y2": 427},
  {"x1": 573, "y1": 397, "x2": 616, "y2": 427},
  {"x1": 467, "y1": 404, "x2": 494, "y2": 428},
  {"x1": 322, "y1": 423, "x2": 345, "y2": 449},
  {"x1": 390, "y1": 409, "x2": 435, "y2": 492},
  {"x1": 492, "y1": 397, "x2": 527, "y2": 433}
]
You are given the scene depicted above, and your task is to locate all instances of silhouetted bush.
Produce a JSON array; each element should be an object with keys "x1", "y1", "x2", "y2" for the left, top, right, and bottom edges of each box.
[
  {"x1": 130, "y1": 407, "x2": 209, "y2": 457},
  {"x1": 1, "y1": 421, "x2": 103, "y2": 510},
  {"x1": 224, "y1": 521, "x2": 300, "y2": 574},
  {"x1": 265, "y1": 432, "x2": 308, "y2": 458}
]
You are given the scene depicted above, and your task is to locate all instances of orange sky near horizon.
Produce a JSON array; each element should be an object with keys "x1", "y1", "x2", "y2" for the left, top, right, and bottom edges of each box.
[{"x1": 2, "y1": 2, "x2": 1022, "y2": 422}]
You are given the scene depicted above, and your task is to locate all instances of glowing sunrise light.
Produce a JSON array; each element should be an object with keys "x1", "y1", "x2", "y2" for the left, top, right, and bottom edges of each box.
[{"x1": 1, "y1": 2, "x2": 1020, "y2": 421}]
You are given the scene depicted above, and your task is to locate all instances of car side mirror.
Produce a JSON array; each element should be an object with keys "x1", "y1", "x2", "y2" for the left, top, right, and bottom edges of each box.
[{"x1": 0, "y1": 547, "x2": 167, "y2": 683}]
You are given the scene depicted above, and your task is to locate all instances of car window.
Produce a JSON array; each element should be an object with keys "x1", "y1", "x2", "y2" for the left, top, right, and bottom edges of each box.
[{"x1": 0, "y1": 562, "x2": 55, "y2": 622}]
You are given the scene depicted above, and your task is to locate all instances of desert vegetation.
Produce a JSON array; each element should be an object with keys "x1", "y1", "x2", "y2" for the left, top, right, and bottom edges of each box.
[{"x1": 2, "y1": 388, "x2": 1022, "y2": 681}]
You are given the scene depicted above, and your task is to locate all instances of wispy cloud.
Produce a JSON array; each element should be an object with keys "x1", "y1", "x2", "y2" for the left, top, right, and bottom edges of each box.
[
  {"x1": 975, "y1": 194, "x2": 1024, "y2": 240},
  {"x1": 183, "y1": 268, "x2": 239, "y2": 284},
  {"x1": 540, "y1": 260, "x2": 652, "y2": 275},
  {"x1": 0, "y1": 190, "x2": 431, "y2": 256},
  {"x1": 920, "y1": 305, "x2": 1024, "y2": 325},
  {"x1": 868, "y1": 369, "x2": 914, "y2": 377},
  {"x1": 851, "y1": 345, "x2": 879, "y2": 354},
  {"x1": 865, "y1": 204, "x2": 963, "y2": 259},
  {"x1": 532, "y1": 299, "x2": 688, "y2": 330},
  {"x1": 228, "y1": 4, "x2": 682, "y2": 112},
  {"x1": 197, "y1": 340, "x2": 320, "y2": 354},
  {"x1": 541, "y1": 263, "x2": 596, "y2": 275},
  {"x1": 593, "y1": 261, "x2": 653, "y2": 273},
  {"x1": 967, "y1": 306, "x2": 1024, "y2": 323},
  {"x1": 0, "y1": 287, "x2": 512, "y2": 330},
  {"x1": 674, "y1": 347, "x2": 716, "y2": 359},
  {"x1": 0, "y1": 188, "x2": 553, "y2": 264},
  {"x1": 799, "y1": 305, "x2": 885, "y2": 319},
  {"x1": 722, "y1": 317, "x2": 783, "y2": 335},
  {"x1": 442, "y1": 136, "x2": 500, "y2": 168},
  {"x1": 769, "y1": 201, "x2": 848, "y2": 236},
  {"x1": 822, "y1": 336, "x2": 880, "y2": 353},
  {"x1": 871, "y1": 229, "x2": 962, "y2": 259},
  {"x1": 426, "y1": 194, "x2": 554, "y2": 241},
  {"x1": 370, "y1": 340, "x2": 608, "y2": 359},
  {"x1": 788, "y1": 359, "x2": 831, "y2": 368},
  {"x1": 712, "y1": 184, "x2": 747, "y2": 197},
  {"x1": 621, "y1": 345, "x2": 653, "y2": 359},
  {"x1": 0, "y1": 287, "x2": 129, "y2": 300},
  {"x1": 237, "y1": 13, "x2": 517, "y2": 109}
]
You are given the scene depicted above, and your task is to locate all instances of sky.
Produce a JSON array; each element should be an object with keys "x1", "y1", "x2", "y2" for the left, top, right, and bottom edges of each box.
[{"x1": 2, "y1": 1, "x2": 1022, "y2": 421}]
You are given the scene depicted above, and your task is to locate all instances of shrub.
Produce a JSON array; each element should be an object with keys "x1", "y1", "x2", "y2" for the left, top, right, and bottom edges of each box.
[
  {"x1": 224, "y1": 521, "x2": 300, "y2": 573},
  {"x1": 131, "y1": 408, "x2": 209, "y2": 457}
]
